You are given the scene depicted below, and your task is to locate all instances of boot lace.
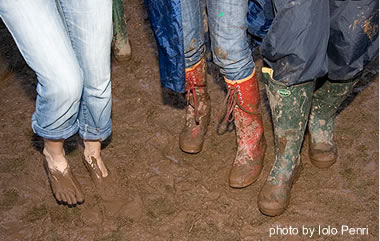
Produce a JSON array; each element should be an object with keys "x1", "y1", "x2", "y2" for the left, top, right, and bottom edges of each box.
[
  {"x1": 217, "y1": 85, "x2": 256, "y2": 135},
  {"x1": 186, "y1": 74, "x2": 205, "y2": 124}
]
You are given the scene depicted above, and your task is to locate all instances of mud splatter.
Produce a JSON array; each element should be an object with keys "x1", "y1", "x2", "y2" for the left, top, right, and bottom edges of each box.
[
  {"x1": 350, "y1": 19, "x2": 360, "y2": 30},
  {"x1": 214, "y1": 47, "x2": 228, "y2": 60},
  {"x1": 363, "y1": 18, "x2": 378, "y2": 40},
  {"x1": 0, "y1": 0, "x2": 378, "y2": 240},
  {"x1": 350, "y1": 12, "x2": 378, "y2": 40},
  {"x1": 186, "y1": 38, "x2": 197, "y2": 53},
  {"x1": 278, "y1": 137, "x2": 287, "y2": 155}
]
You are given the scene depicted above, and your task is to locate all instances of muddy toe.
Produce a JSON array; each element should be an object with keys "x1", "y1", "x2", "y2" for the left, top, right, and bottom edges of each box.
[{"x1": 44, "y1": 162, "x2": 84, "y2": 205}]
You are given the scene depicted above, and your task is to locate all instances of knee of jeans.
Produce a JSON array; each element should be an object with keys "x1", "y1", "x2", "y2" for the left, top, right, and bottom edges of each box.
[{"x1": 52, "y1": 70, "x2": 83, "y2": 105}]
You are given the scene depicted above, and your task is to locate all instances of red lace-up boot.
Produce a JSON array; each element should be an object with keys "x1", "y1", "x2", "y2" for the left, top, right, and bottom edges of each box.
[
  {"x1": 220, "y1": 69, "x2": 266, "y2": 188},
  {"x1": 179, "y1": 58, "x2": 211, "y2": 153}
]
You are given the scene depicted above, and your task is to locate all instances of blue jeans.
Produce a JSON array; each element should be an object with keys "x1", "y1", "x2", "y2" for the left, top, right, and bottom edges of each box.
[
  {"x1": 0, "y1": 0, "x2": 113, "y2": 140},
  {"x1": 181, "y1": 0, "x2": 254, "y2": 81}
]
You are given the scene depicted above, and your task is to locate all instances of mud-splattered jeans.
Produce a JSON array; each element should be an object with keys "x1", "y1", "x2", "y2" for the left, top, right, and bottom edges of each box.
[
  {"x1": 0, "y1": 0, "x2": 113, "y2": 140},
  {"x1": 180, "y1": 0, "x2": 254, "y2": 81}
]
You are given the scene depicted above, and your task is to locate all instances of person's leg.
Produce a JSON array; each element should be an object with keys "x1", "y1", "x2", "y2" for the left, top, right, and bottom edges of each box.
[
  {"x1": 112, "y1": 0, "x2": 132, "y2": 62},
  {"x1": 259, "y1": 68, "x2": 314, "y2": 216},
  {"x1": 207, "y1": 0, "x2": 254, "y2": 81},
  {"x1": 258, "y1": 0, "x2": 329, "y2": 216},
  {"x1": 308, "y1": 0, "x2": 379, "y2": 168},
  {"x1": 0, "y1": 0, "x2": 85, "y2": 205},
  {"x1": 179, "y1": 0, "x2": 211, "y2": 153},
  {"x1": 308, "y1": 78, "x2": 358, "y2": 168},
  {"x1": 208, "y1": 0, "x2": 265, "y2": 188},
  {"x1": 43, "y1": 139, "x2": 84, "y2": 205},
  {"x1": 327, "y1": 0, "x2": 378, "y2": 82},
  {"x1": 260, "y1": 0, "x2": 329, "y2": 85},
  {"x1": 56, "y1": 0, "x2": 113, "y2": 181}
]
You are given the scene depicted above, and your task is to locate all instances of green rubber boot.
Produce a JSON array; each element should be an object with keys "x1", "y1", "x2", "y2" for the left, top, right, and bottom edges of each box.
[
  {"x1": 258, "y1": 67, "x2": 314, "y2": 216},
  {"x1": 308, "y1": 78, "x2": 358, "y2": 168},
  {"x1": 112, "y1": 0, "x2": 132, "y2": 63}
]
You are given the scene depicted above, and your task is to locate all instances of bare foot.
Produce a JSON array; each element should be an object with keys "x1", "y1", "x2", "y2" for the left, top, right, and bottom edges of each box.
[
  {"x1": 43, "y1": 140, "x2": 84, "y2": 205},
  {"x1": 82, "y1": 155, "x2": 113, "y2": 198},
  {"x1": 83, "y1": 141, "x2": 108, "y2": 177},
  {"x1": 82, "y1": 156, "x2": 127, "y2": 217},
  {"x1": 44, "y1": 161, "x2": 84, "y2": 205}
]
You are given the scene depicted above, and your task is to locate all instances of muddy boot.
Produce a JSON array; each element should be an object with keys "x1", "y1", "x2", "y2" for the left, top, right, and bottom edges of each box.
[
  {"x1": 258, "y1": 67, "x2": 314, "y2": 216},
  {"x1": 112, "y1": 0, "x2": 132, "y2": 63},
  {"x1": 308, "y1": 78, "x2": 358, "y2": 168},
  {"x1": 221, "y1": 69, "x2": 266, "y2": 188},
  {"x1": 179, "y1": 58, "x2": 211, "y2": 153}
]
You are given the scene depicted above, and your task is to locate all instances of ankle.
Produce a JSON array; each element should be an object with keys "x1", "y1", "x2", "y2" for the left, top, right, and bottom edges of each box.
[
  {"x1": 43, "y1": 139, "x2": 68, "y2": 172},
  {"x1": 83, "y1": 140, "x2": 101, "y2": 157},
  {"x1": 43, "y1": 148, "x2": 68, "y2": 172},
  {"x1": 83, "y1": 140, "x2": 108, "y2": 177}
]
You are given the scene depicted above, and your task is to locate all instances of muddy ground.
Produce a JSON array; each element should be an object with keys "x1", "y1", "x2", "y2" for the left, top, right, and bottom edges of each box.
[{"x1": 0, "y1": 1, "x2": 378, "y2": 241}]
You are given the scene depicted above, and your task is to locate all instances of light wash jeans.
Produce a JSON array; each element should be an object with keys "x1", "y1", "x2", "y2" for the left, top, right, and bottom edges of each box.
[
  {"x1": 0, "y1": 0, "x2": 113, "y2": 140},
  {"x1": 181, "y1": 0, "x2": 254, "y2": 80}
]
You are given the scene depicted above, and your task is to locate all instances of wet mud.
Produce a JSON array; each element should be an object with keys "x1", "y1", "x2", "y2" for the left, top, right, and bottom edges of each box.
[{"x1": 0, "y1": 0, "x2": 378, "y2": 240}]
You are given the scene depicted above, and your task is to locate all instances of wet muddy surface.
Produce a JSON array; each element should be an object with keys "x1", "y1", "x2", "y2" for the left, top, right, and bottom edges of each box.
[{"x1": 0, "y1": 1, "x2": 378, "y2": 240}]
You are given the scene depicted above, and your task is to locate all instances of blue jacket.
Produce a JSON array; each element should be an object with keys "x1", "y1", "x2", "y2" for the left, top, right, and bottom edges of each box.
[{"x1": 144, "y1": 0, "x2": 273, "y2": 93}]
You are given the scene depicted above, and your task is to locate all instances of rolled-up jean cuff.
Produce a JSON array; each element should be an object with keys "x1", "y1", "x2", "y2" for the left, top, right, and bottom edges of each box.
[
  {"x1": 224, "y1": 66, "x2": 255, "y2": 82},
  {"x1": 31, "y1": 119, "x2": 79, "y2": 140},
  {"x1": 78, "y1": 120, "x2": 112, "y2": 141},
  {"x1": 185, "y1": 54, "x2": 203, "y2": 69},
  {"x1": 225, "y1": 68, "x2": 256, "y2": 83}
]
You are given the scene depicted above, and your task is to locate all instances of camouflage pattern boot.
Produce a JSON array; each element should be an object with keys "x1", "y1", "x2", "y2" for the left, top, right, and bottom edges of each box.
[
  {"x1": 179, "y1": 58, "x2": 211, "y2": 153},
  {"x1": 258, "y1": 67, "x2": 314, "y2": 216},
  {"x1": 222, "y1": 69, "x2": 266, "y2": 188},
  {"x1": 308, "y1": 78, "x2": 358, "y2": 168}
]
